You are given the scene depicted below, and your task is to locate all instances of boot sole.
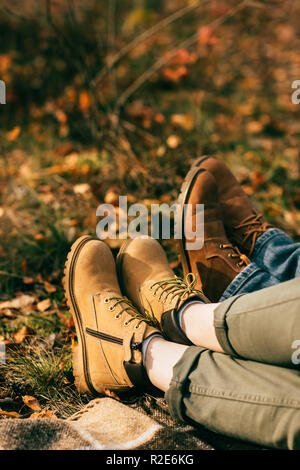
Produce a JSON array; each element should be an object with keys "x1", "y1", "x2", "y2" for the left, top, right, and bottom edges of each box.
[
  {"x1": 63, "y1": 235, "x2": 99, "y2": 395},
  {"x1": 176, "y1": 156, "x2": 210, "y2": 281}
]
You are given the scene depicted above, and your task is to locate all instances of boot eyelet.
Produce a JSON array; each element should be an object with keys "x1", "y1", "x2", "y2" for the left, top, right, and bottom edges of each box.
[
  {"x1": 134, "y1": 324, "x2": 140, "y2": 330},
  {"x1": 109, "y1": 306, "x2": 115, "y2": 311},
  {"x1": 114, "y1": 314, "x2": 121, "y2": 319},
  {"x1": 124, "y1": 321, "x2": 129, "y2": 327},
  {"x1": 219, "y1": 244, "x2": 224, "y2": 249},
  {"x1": 104, "y1": 298, "x2": 110, "y2": 304},
  {"x1": 228, "y1": 253, "x2": 232, "y2": 258}
]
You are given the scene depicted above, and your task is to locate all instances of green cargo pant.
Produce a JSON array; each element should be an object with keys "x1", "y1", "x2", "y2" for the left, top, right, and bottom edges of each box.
[{"x1": 165, "y1": 278, "x2": 300, "y2": 449}]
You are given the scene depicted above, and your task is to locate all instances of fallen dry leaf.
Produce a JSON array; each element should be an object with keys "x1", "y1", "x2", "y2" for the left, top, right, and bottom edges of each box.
[
  {"x1": 0, "y1": 308, "x2": 16, "y2": 318},
  {"x1": 104, "y1": 187, "x2": 120, "y2": 206},
  {"x1": 73, "y1": 183, "x2": 91, "y2": 195},
  {"x1": 6, "y1": 126, "x2": 21, "y2": 142},
  {"x1": 166, "y1": 135, "x2": 181, "y2": 149},
  {"x1": 171, "y1": 113, "x2": 194, "y2": 131},
  {"x1": 79, "y1": 90, "x2": 90, "y2": 112},
  {"x1": 0, "y1": 410, "x2": 21, "y2": 419},
  {"x1": 22, "y1": 395, "x2": 41, "y2": 411},
  {"x1": 0, "y1": 295, "x2": 35, "y2": 311},
  {"x1": 37, "y1": 298, "x2": 51, "y2": 312},
  {"x1": 35, "y1": 273, "x2": 43, "y2": 283},
  {"x1": 44, "y1": 281, "x2": 56, "y2": 293},
  {"x1": 21, "y1": 258, "x2": 27, "y2": 273},
  {"x1": 30, "y1": 409, "x2": 57, "y2": 419},
  {"x1": 247, "y1": 121, "x2": 264, "y2": 134},
  {"x1": 103, "y1": 388, "x2": 120, "y2": 401},
  {"x1": 34, "y1": 233, "x2": 47, "y2": 241},
  {"x1": 13, "y1": 326, "x2": 33, "y2": 344}
]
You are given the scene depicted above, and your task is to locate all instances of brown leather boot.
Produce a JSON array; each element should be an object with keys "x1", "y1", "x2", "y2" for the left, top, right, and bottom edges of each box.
[
  {"x1": 188, "y1": 156, "x2": 272, "y2": 256},
  {"x1": 177, "y1": 168, "x2": 250, "y2": 302},
  {"x1": 116, "y1": 237, "x2": 208, "y2": 345},
  {"x1": 64, "y1": 236, "x2": 159, "y2": 395}
]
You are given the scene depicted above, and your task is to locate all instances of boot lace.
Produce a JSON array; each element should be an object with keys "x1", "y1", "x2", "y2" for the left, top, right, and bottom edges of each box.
[
  {"x1": 104, "y1": 296, "x2": 144, "y2": 329},
  {"x1": 149, "y1": 273, "x2": 203, "y2": 305},
  {"x1": 233, "y1": 213, "x2": 272, "y2": 256},
  {"x1": 219, "y1": 243, "x2": 250, "y2": 267}
]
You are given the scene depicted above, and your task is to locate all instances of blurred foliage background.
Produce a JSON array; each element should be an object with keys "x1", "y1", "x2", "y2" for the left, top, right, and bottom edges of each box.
[{"x1": 0, "y1": 0, "x2": 300, "y2": 417}]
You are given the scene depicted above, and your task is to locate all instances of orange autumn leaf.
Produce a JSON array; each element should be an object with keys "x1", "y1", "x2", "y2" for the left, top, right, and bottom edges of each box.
[
  {"x1": 6, "y1": 126, "x2": 21, "y2": 142},
  {"x1": 198, "y1": 26, "x2": 218, "y2": 45},
  {"x1": 247, "y1": 121, "x2": 264, "y2": 134},
  {"x1": 13, "y1": 326, "x2": 33, "y2": 344},
  {"x1": 30, "y1": 409, "x2": 57, "y2": 419},
  {"x1": 44, "y1": 281, "x2": 57, "y2": 293},
  {"x1": 22, "y1": 395, "x2": 41, "y2": 411},
  {"x1": 79, "y1": 90, "x2": 91, "y2": 112},
  {"x1": 21, "y1": 258, "x2": 27, "y2": 274},
  {"x1": 251, "y1": 171, "x2": 266, "y2": 190},
  {"x1": 166, "y1": 135, "x2": 181, "y2": 149},
  {"x1": 0, "y1": 410, "x2": 21, "y2": 419}
]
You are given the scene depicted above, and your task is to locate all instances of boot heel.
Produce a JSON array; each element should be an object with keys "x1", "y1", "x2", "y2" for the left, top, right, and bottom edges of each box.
[{"x1": 72, "y1": 343, "x2": 90, "y2": 394}]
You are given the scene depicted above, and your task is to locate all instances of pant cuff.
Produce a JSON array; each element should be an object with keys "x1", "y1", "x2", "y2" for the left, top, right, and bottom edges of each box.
[
  {"x1": 213, "y1": 294, "x2": 246, "y2": 356},
  {"x1": 165, "y1": 346, "x2": 207, "y2": 423}
]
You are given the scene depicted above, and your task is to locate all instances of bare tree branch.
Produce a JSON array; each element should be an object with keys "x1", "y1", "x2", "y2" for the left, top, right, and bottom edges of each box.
[
  {"x1": 2, "y1": 6, "x2": 45, "y2": 22},
  {"x1": 115, "y1": 0, "x2": 258, "y2": 108},
  {"x1": 107, "y1": 0, "x2": 117, "y2": 101},
  {"x1": 91, "y1": 0, "x2": 208, "y2": 88}
]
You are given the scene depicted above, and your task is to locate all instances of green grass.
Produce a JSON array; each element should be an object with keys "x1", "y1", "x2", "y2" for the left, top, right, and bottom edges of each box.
[{"x1": 0, "y1": 345, "x2": 89, "y2": 418}]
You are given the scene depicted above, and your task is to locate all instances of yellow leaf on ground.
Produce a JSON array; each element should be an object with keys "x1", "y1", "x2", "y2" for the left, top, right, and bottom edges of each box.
[
  {"x1": 37, "y1": 298, "x2": 51, "y2": 312},
  {"x1": 22, "y1": 395, "x2": 41, "y2": 411}
]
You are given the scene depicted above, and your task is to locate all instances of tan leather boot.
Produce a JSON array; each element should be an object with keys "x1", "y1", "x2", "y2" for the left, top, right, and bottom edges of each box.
[
  {"x1": 177, "y1": 168, "x2": 250, "y2": 302},
  {"x1": 189, "y1": 156, "x2": 272, "y2": 256},
  {"x1": 116, "y1": 237, "x2": 208, "y2": 345},
  {"x1": 64, "y1": 236, "x2": 159, "y2": 395}
]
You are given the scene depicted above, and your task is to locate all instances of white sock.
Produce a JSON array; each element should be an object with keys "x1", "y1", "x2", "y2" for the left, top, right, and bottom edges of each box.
[
  {"x1": 178, "y1": 301, "x2": 204, "y2": 329},
  {"x1": 142, "y1": 334, "x2": 163, "y2": 367}
]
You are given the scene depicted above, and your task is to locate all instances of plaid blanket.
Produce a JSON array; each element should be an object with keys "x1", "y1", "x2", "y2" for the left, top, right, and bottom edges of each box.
[{"x1": 0, "y1": 394, "x2": 260, "y2": 450}]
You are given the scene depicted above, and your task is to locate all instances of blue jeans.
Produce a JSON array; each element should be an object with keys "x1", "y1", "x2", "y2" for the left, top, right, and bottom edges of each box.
[{"x1": 220, "y1": 228, "x2": 300, "y2": 301}]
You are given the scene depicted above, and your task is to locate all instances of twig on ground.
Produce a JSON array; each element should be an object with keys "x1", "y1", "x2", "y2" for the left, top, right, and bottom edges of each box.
[
  {"x1": 92, "y1": 0, "x2": 207, "y2": 88},
  {"x1": 115, "y1": 0, "x2": 259, "y2": 108}
]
